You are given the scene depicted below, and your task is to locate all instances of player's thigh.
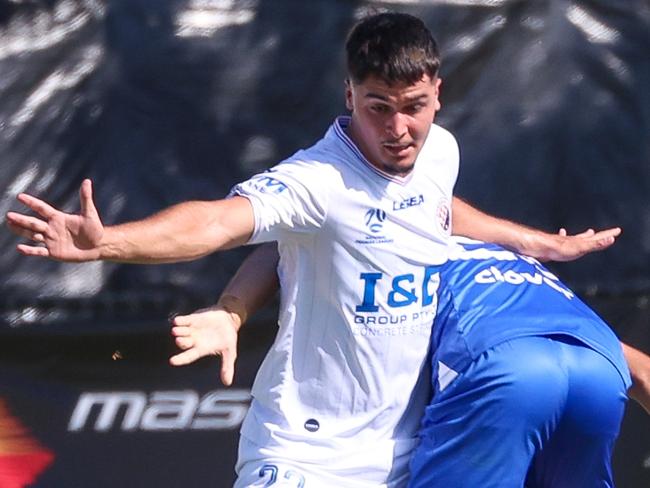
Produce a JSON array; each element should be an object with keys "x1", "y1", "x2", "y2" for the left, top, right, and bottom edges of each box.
[{"x1": 409, "y1": 336, "x2": 568, "y2": 488}]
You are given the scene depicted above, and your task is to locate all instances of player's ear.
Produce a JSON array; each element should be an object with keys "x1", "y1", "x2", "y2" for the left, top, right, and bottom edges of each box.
[
  {"x1": 434, "y1": 77, "x2": 442, "y2": 112},
  {"x1": 345, "y1": 79, "x2": 354, "y2": 111}
]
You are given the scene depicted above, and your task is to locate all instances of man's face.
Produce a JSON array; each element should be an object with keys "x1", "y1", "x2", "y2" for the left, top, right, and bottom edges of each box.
[{"x1": 345, "y1": 74, "x2": 441, "y2": 177}]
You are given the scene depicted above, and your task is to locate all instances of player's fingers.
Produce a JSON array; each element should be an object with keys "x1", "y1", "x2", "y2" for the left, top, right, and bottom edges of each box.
[
  {"x1": 220, "y1": 348, "x2": 237, "y2": 386},
  {"x1": 170, "y1": 325, "x2": 191, "y2": 337},
  {"x1": 6, "y1": 213, "x2": 49, "y2": 234},
  {"x1": 574, "y1": 228, "x2": 595, "y2": 237},
  {"x1": 16, "y1": 193, "x2": 58, "y2": 219},
  {"x1": 169, "y1": 349, "x2": 201, "y2": 366},
  {"x1": 575, "y1": 233, "x2": 617, "y2": 254},
  {"x1": 7, "y1": 222, "x2": 43, "y2": 242},
  {"x1": 175, "y1": 336, "x2": 194, "y2": 350},
  {"x1": 172, "y1": 314, "x2": 193, "y2": 327},
  {"x1": 591, "y1": 236, "x2": 616, "y2": 249},
  {"x1": 586, "y1": 229, "x2": 621, "y2": 250},
  {"x1": 16, "y1": 243, "x2": 50, "y2": 257},
  {"x1": 590, "y1": 227, "x2": 621, "y2": 240},
  {"x1": 558, "y1": 228, "x2": 567, "y2": 236},
  {"x1": 79, "y1": 179, "x2": 100, "y2": 220}
]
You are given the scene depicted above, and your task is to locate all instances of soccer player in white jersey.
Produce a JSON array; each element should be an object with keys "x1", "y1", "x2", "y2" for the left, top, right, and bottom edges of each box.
[{"x1": 6, "y1": 12, "x2": 623, "y2": 487}]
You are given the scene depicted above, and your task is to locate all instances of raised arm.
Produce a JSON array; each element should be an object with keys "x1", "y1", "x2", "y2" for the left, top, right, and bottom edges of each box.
[
  {"x1": 5, "y1": 179, "x2": 254, "y2": 263},
  {"x1": 170, "y1": 242, "x2": 280, "y2": 385},
  {"x1": 451, "y1": 196, "x2": 621, "y2": 261},
  {"x1": 622, "y1": 343, "x2": 650, "y2": 414}
]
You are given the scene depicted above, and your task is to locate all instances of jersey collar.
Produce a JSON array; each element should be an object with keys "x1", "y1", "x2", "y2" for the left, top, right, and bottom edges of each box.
[{"x1": 332, "y1": 116, "x2": 414, "y2": 185}]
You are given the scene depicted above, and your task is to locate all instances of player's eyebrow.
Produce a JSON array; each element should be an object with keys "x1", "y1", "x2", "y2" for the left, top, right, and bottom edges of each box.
[{"x1": 364, "y1": 92, "x2": 430, "y2": 103}]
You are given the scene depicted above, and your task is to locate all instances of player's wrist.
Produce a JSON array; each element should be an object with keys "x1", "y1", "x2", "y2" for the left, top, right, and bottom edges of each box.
[
  {"x1": 217, "y1": 294, "x2": 248, "y2": 330},
  {"x1": 96, "y1": 226, "x2": 124, "y2": 261},
  {"x1": 508, "y1": 229, "x2": 555, "y2": 261}
]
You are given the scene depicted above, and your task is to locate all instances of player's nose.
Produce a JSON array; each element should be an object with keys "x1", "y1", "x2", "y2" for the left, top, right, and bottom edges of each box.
[{"x1": 385, "y1": 112, "x2": 408, "y2": 139}]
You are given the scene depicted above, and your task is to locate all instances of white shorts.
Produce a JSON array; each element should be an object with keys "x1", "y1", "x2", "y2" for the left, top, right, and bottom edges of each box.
[{"x1": 234, "y1": 435, "x2": 413, "y2": 488}]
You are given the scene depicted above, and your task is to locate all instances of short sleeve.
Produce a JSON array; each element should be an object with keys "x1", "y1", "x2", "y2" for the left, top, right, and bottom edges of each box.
[{"x1": 230, "y1": 158, "x2": 330, "y2": 243}]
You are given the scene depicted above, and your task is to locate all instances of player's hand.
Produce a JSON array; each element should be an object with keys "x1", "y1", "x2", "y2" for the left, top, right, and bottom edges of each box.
[
  {"x1": 530, "y1": 226, "x2": 621, "y2": 262},
  {"x1": 170, "y1": 306, "x2": 241, "y2": 386},
  {"x1": 6, "y1": 179, "x2": 104, "y2": 262}
]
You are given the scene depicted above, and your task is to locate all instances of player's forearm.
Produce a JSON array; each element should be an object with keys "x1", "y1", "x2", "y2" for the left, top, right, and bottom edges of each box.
[
  {"x1": 452, "y1": 197, "x2": 542, "y2": 253},
  {"x1": 451, "y1": 196, "x2": 619, "y2": 262},
  {"x1": 99, "y1": 198, "x2": 254, "y2": 263},
  {"x1": 622, "y1": 342, "x2": 650, "y2": 414},
  {"x1": 218, "y1": 242, "x2": 280, "y2": 326}
]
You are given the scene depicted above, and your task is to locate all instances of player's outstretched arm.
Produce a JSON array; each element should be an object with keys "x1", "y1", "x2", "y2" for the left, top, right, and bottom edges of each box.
[
  {"x1": 622, "y1": 342, "x2": 650, "y2": 415},
  {"x1": 451, "y1": 196, "x2": 621, "y2": 261},
  {"x1": 170, "y1": 242, "x2": 280, "y2": 385},
  {"x1": 6, "y1": 179, "x2": 255, "y2": 263}
]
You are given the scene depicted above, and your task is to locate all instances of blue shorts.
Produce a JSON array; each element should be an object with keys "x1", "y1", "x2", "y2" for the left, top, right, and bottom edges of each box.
[{"x1": 409, "y1": 335, "x2": 628, "y2": 488}]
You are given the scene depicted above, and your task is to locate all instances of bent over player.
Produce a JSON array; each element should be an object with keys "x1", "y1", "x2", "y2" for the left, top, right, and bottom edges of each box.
[{"x1": 409, "y1": 238, "x2": 631, "y2": 487}]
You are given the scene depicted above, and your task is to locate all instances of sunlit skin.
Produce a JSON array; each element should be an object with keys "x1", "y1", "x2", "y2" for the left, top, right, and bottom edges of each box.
[{"x1": 345, "y1": 74, "x2": 442, "y2": 177}]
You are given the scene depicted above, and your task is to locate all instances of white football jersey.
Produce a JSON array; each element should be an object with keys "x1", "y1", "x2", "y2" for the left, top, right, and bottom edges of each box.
[{"x1": 231, "y1": 116, "x2": 458, "y2": 485}]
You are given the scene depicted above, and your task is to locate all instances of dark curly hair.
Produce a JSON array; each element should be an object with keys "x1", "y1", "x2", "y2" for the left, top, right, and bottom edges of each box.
[{"x1": 346, "y1": 12, "x2": 441, "y2": 86}]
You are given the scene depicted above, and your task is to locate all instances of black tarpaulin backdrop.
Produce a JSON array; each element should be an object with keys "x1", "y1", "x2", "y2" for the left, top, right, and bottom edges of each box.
[{"x1": 0, "y1": 1, "x2": 648, "y2": 487}]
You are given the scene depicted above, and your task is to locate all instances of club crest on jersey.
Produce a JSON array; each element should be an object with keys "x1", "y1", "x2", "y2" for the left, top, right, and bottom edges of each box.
[
  {"x1": 355, "y1": 208, "x2": 394, "y2": 245},
  {"x1": 436, "y1": 198, "x2": 451, "y2": 235}
]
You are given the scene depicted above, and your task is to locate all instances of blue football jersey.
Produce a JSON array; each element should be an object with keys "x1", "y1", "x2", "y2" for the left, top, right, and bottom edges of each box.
[{"x1": 430, "y1": 238, "x2": 631, "y2": 392}]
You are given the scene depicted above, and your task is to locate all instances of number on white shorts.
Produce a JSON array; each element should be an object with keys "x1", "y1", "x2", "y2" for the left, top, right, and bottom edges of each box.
[{"x1": 258, "y1": 464, "x2": 305, "y2": 487}]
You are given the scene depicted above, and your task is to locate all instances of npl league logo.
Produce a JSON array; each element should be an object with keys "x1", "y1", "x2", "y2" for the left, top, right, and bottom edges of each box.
[
  {"x1": 356, "y1": 208, "x2": 394, "y2": 245},
  {"x1": 0, "y1": 399, "x2": 54, "y2": 488},
  {"x1": 364, "y1": 208, "x2": 386, "y2": 235}
]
